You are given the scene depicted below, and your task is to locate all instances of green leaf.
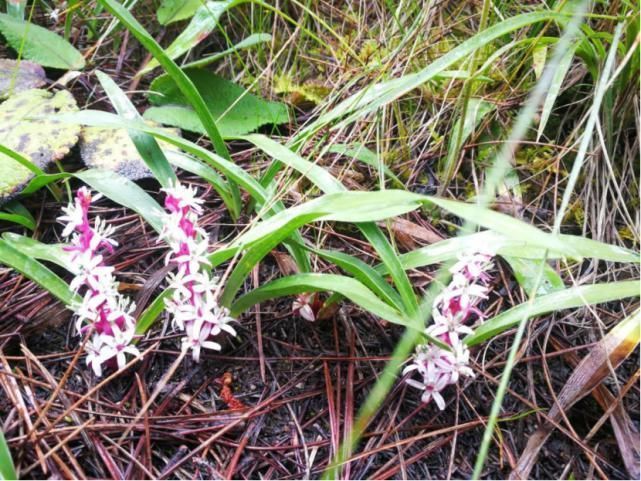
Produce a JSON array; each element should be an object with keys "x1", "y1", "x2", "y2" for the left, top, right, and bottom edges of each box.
[
  {"x1": 0, "y1": 58, "x2": 45, "y2": 97},
  {"x1": 2, "y1": 232, "x2": 74, "y2": 272},
  {"x1": 145, "y1": 70, "x2": 289, "y2": 137},
  {"x1": 244, "y1": 133, "x2": 343, "y2": 192},
  {"x1": 75, "y1": 169, "x2": 165, "y2": 233},
  {"x1": 0, "y1": 13, "x2": 85, "y2": 69},
  {"x1": 0, "y1": 200, "x2": 35, "y2": 230},
  {"x1": 465, "y1": 280, "x2": 641, "y2": 346},
  {"x1": 165, "y1": 151, "x2": 239, "y2": 219},
  {"x1": 157, "y1": 0, "x2": 202, "y2": 24},
  {"x1": 216, "y1": 189, "x2": 602, "y2": 308},
  {"x1": 503, "y1": 256, "x2": 565, "y2": 296},
  {"x1": 135, "y1": 289, "x2": 170, "y2": 334},
  {"x1": 0, "y1": 429, "x2": 16, "y2": 481},
  {"x1": 22, "y1": 172, "x2": 70, "y2": 195},
  {"x1": 54, "y1": 111, "x2": 309, "y2": 270},
  {"x1": 537, "y1": 40, "x2": 579, "y2": 140},
  {"x1": 94, "y1": 70, "x2": 178, "y2": 187},
  {"x1": 223, "y1": 191, "x2": 582, "y2": 259},
  {"x1": 395, "y1": 230, "x2": 639, "y2": 269},
  {"x1": 57, "y1": 110, "x2": 266, "y2": 202},
  {"x1": 143, "y1": 0, "x2": 246, "y2": 72},
  {"x1": 358, "y1": 222, "x2": 418, "y2": 316},
  {"x1": 532, "y1": 43, "x2": 547, "y2": 79},
  {"x1": 306, "y1": 245, "x2": 404, "y2": 312},
  {"x1": 0, "y1": 89, "x2": 79, "y2": 202},
  {"x1": 218, "y1": 212, "x2": 320, "y2": 307},
  {"x1": 231, "y1": 273, "x2": 412, "y2": 327},
  {"x1": 440, "y1": 98, "x2": 495, "y2": 183},
  {"x1": 0, "y1": 238, "x2": 76, "y2": 304}
]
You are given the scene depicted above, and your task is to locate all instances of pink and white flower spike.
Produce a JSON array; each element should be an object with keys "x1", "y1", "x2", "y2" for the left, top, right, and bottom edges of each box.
[
  {"x1": 58, "y1": 187, "x2": 140, "y2": 376},
  {"x1": 404, "y1": 250, "x2": 495, "y2": 409},
  {"x1": 159, "y1": 181, "x2": 236, "y2": 361}
]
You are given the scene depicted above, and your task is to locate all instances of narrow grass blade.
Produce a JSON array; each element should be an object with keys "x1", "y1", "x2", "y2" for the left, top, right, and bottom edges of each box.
[
  {"x1": 0, "y1": 239, "x2": 76, "y2": 304},
  {"x1": 242, "y1": 133, "x2": 343, "y2": 194},
  {"x1": 440, "y1": 98, "x2": 494, "y2": 185},
  {"x1": 553, "y1": 23, "x2": 623, "y2": 234},
  {"x1": 95, "y1": 70, "x2": 177, "y2": 189},
  {"x1": 306, "y1": 245, "x2": 404, "y2": 312},
  {"x1": 135, "y1": 289, "x2": 170, "y2": 335},
  {"x1": 0, "y1": 200, "x2": 35, "y2": 230},
  {"x1": 58, "y1": 111, "x2": 266, "y2": 202},
  {"x1": 22, "y1": 172, "x2": 70, "y2": 195},
  {"x1": 465, "y1": 280, "x2": 640, "y2": 347},
  {"x1": 537, "y1": 40, "x2": 579, "y2": 140},
  {"x1": 2, "y1": 233, "x2": 73, "y2": 271},
  {"x1": 0, "y1": 429, "x2": 16, "y2": 481},
  {"x1": 327, "y1": 143, "x2": 403, "y2": 188},
  {"x1": 358, "y1": 222, "x2": 418, "y2": 317},
  {"x1": 164, "y1": 151, "x2": 239, "y2": 219},
  {"x1": 55, "y1": 110, "x2": 311, "y2": 271}
]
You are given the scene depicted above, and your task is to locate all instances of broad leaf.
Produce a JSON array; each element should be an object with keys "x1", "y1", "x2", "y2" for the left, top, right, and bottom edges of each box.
[
  {"x1": 0, "y1": 13, "x2": 85, "y2": 69},
  {"x1": 145, "y1": 69, "x2": 289, "y2": 137},
  {"x1": 157, "y1": 0, "x2": 202, "y2": 25}
]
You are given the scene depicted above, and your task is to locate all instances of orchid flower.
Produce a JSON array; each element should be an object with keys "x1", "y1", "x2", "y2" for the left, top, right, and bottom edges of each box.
[
  {"x1": 404, "y1": 250, "x2": 495, "y2": 409},
  {"x1": 58, "y1": 187, "x2": 140, "y2": 376},
  {"x1": 159, "y1": 181, "x2": 237, "y2": 361}
]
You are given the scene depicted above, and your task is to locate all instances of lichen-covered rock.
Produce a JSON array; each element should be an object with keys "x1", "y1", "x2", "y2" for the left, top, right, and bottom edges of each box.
[
  {"x1": 0, "y1": 89, "x2": 79, "y2": 202},
  {"x1": 0, "y1": 59, "x2": 46, "y2": 98},
  {"x1": 80, "y1": 122, "x2": 180, "y2": 180}
]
